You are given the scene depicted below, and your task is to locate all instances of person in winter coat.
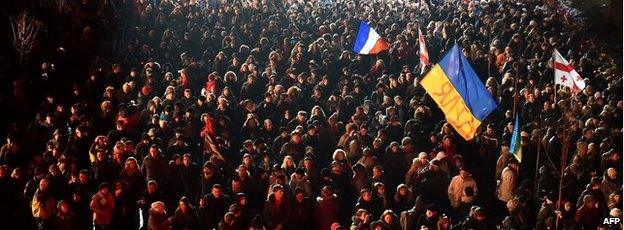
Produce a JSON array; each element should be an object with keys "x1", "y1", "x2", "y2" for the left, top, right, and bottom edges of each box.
[
  {"x1": 288, "y1": 187, "x2": 315, "y2": 230},
  {"x1": 418, "y1": 159, "x2": 449, "y2": 208},
  {"x1": 378, "y1": 210, "x2": 402, "y2": 229},
  {"x1": 501, "y1": 198, "x2": 529, "y2": 230},
  {"x1": 171, "y1": 197, "x2": 199, "y2": 230},
  {"x1": 32, "y1": 178, "x2": 56, "y2": 230},
  {"x1": 405, "y1": 152, "x2": 429, "y2": 189},
  {"x1": 263, "y1": 184, "x2": 290, "y2": 229},
  {"x1": 495, "y1": 146, "x2": 510, "y2": 180},
  {"x1": 201, "y1": 184, "x2": 231, "y2": 229},
  {"x1": 355, "y1": 189, "x2": 383, "y2": 221},
  {"x1": 577, "y1": 177, "x2": 607, "y2": 209},
  {"x1": 217, "y1": 212, "x2": 238, "y2": 230},
  {"x1": 279, "y1": 131, "x2": 306, "y2": 163},
  {"x1": 357, "y1": 148, "x2": 380, "y2": 173},
  {"x1": 52, "y1": 200, "x2": 79, "y2": 230},
  {"x1": 137, "y1": 180, "x2": 164, "y2": 229},
  {"x1": 352, "y1": 163, "x2": 371, "y2": 197},
  {"x1": 454, "y1": 206, "x2": 487, "y2": 230},
  {"x1": 392, "y1": 184, "x2": 413, "y2": 213},
  {"x1": 400, "y1": 196, "x2": 427, "y2": 230},
  {"x1": 601, "y1": 167, "x2": 620, "y2": 199},
  {"x1": 496, "y1": 159, "x2": 518, "y2": 203},
  {"x1": 351, "y1": 209, "x2": 371, "y2": 230},
  {"x1": 290, "y1": 168, "x2": 313, "y2": 196},
  {"x1": 90, "y1": 183, "x2": 116, "y2": 229},
  {"x1": 534, "y1": 193, "x2": 557, "y2": 229},
  {"x1": 432, "y1": 215, "x2": 451, "y2": 230},
  {"x1": 575, "y1": 195, "x2": 602, "y2": 230},
  {"x1": 147, "y1": 201, "x2": 171, "y2": 230},
  {"x1": 447, "y1": 168, "x2": 478, "y2": 212},
  {"x1": 416, "y1": 204, "x2": 441, "y2": 230},
  {"x1": 141, "y1": 145, "x2": 168, "y2": 187},
  {"x1": 316, "y1": 186, "x2": 340, "y2": 230}
]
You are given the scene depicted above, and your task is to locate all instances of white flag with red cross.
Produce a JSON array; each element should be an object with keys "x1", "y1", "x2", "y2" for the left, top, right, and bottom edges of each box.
[
  {"x1": 553, "y1": 48, "x2": 586, "y2": 92},
  {"x1": 418, "y1": 26, "x2": 429, "y2": 70}
]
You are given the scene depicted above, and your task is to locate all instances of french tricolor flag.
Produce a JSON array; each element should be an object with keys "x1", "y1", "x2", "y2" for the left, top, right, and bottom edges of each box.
[{"x1": 353, "y1": 21, "x2": 390, "y2": 55}]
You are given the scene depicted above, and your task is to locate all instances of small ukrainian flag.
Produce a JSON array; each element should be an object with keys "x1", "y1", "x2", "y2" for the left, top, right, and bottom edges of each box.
[{"x1": 420, "y1": 44, "x2": 497, "y2": 140}]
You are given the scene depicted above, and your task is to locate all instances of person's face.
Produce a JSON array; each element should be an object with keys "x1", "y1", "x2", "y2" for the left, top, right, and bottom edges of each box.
[
  {"x1": 60, "y1": 203, "x2": 70, "y2": 213},
  {"x1": 243, "y1": 157, "x2": 252, "y2": 165},
  {"x1": 97, "y1": 152, "x2": 106, "y2": 161},
  {"x1": 296, "y1": 193, "x2": 304, "y2": 202},
  {"x1": 126, "y1": 160, "x2": 137, "y2": 170},
  {"x1": 564, "y1": 202, "x2": 572, "y2": 211},
  {"x1": 274, "y1": 189, "x2": 284, "y2": 199},
  {"x1": 400, "y1": 186, "x2": 409, "y2": 195},
  {"x1": 443, "y1": 138, "x2": 452, "y2": 145},
  {"x1": 384, "y1": 214, "x2": 394, "y2": 223},
  {"x1": 377, "y1": 186, "x2": 385, "y2": 194},
  {"x1": 154, "y1": 204, "x2": 164, "y2": 213},
  {"x1": 79, "y1": 173, "x2": 88, "y2": 183},
  {"x1": 426, "y1": 210, "x2": 436, "y2": 218},
  {"x1": 179, "y1": 201, "x2": 187, "y2": 212},
  {"x1": 460, "y1": 170, "x2": 469, "y2": 179},
  {"x1": 292, "y1": 134, "x2": 301, "y2": 143},
  {"x1": 39, "y1": 180, "x2": 49, "y2": 191},
  {"x1": 231, "y1": 180, "x2": 241, "y2": 191},
  {"x1": 75, "y1": 129, "x2": 83, "y2": 138},
  {"x1": 363, "y1": 192, "x2": 371, "y2": 201},
  {"x1": 203, "y1": 167, "x2": 212, "y2": 175},
  {"x1": 148, "y1": 184, "x2": 157, "y2": 193},
  {"x1": 149, "y1": 147, "x2": 158, "y2": 157},
  {"x1": 212, "y1": 188, "x2": 222, "y2": 197},
  {"x1": 359, "y1": 128, "x2": 367, "y2": 136}
]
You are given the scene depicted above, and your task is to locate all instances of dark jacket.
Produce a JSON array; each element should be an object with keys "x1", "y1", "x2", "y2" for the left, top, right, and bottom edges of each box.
[
  {"x1": 201, "y1": 194, "x2": 231, "y2": 229},
  {"x1": 171, "y1": 207, "x2": 199, "y2": 230},
  {"x1": 141, "y1": 155, "x2": 169, "y2": 185},
  {"x1": 52, "y1": 212, "x2": 80, "y2": 230},
  {"x1": 262, "y1": 193, "x2": 291, "y2": 229},
  {"x1": 147, "y1": 209, "x2": 170, "y2": 230},
  {"x1": 315, "y1": 194, "x2": 340, "y2": 230},
  {"x1": 287, "y1": 197, "x2": 315, "y2": 229}
]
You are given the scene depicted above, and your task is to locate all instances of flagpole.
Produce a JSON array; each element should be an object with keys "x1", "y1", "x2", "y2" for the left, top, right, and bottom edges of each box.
[
  {"x1": 533, "y1": 128, "x2": 542, "y2": 204},
  {"x1": 555, "y1": 92, "x2": 572, "y2": 229},
  {"x1": 512, "y1": 64, "x2": 520, "y2": 116},
  {"x1": 487, "y1": 33, "x2": 491, "y2": 79}
]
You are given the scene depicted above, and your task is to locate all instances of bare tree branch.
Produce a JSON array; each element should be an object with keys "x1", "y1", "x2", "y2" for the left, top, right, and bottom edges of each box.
[{"x1": 10, "y1": 11, "x2": 40, "y2": 65}]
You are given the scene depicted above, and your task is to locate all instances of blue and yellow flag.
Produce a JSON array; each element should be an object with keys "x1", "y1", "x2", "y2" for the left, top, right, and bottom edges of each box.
[
  {"x1": 509, "y1": 115, "x2": 522, "y2": 162},
  {"x1": 420, "y1": 44, "x2": 497, "y2": 140}
]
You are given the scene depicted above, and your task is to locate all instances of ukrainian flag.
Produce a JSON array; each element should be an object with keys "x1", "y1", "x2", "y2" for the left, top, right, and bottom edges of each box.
[
  {"x1": 420, "y1": 44, "x2": 497, "y2": 140},
  {"x1": 509, "y1": 115, "x2": 522, "y2": 162}
]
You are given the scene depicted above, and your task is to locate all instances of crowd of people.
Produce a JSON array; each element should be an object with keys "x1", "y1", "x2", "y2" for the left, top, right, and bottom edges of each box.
[{"x1": 0, "y1": 0, "x2": 622, "y2": 229}]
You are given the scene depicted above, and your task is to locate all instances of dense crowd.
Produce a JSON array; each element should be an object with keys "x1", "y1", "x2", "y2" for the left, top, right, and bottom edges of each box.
[{"x1": 0, "y1": 0, "x2": 622, "y2": 229}]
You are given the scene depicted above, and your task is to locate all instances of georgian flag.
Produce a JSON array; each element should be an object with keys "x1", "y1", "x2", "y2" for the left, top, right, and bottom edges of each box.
[
  {"x1": 418, "y1": 26, "x2": 430, "y2": 67},
  {"x1": 553, "y1": 48, "x2": 586, "y2": 92}
]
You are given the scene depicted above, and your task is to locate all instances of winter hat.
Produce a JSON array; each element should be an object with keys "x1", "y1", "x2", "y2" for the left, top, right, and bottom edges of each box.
[{"x1": 426, "y1": 204, "x2": 440, "y2": 212}]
